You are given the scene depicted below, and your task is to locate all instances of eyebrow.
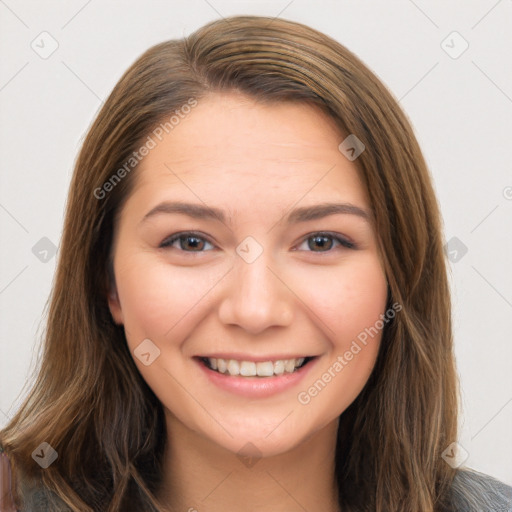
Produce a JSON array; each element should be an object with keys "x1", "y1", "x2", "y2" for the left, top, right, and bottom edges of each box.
[{"x1": 140, "y1": 201, "x2": 371, "y2": 226}]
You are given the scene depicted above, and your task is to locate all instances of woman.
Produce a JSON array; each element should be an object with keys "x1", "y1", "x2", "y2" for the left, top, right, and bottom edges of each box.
[{"x1": 1, "y1": 15, "x2": 510, "y2": 512}]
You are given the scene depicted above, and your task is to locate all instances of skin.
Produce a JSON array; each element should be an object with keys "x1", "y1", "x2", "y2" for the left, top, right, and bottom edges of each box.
[{"x1": 108, "y1": 91, "x2": 388, "y2": 512}]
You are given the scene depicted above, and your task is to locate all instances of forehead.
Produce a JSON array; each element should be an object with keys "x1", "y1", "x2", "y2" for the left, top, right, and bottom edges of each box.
[{"x1": 129, "y1": 92, "x2": 369, "y2": 211}]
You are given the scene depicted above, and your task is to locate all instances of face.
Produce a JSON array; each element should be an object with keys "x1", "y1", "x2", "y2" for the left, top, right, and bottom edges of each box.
[{"x1": 108, "y1": 91, "x2": 388, "y2": 458}]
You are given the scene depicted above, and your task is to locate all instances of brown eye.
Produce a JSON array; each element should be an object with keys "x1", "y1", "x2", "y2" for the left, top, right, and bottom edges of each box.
[
  {"x1": 160, "y1": 232, "x2": 214, "y2": 252},
  {"x1": 297, "y1": 232, "x2": 355, "y2": 252},
  {"x1": 308, "y1": 234, "x2": 333, "y2": 251}
]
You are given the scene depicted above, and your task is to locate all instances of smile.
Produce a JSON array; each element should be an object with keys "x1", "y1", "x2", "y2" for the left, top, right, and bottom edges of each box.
[
  {"x1": 198, "y1": 356, "x2": 314, "y2": 377},
  {"x1": 195, "y1": 354, "x2": 319, "y2": 398}
]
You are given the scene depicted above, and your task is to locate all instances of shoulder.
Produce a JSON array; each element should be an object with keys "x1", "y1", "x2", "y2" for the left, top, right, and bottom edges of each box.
[
  {"x1": 450, "y1": 467, "x2": 512, "y2": 512},
  {"x1": 1, "y1": 447, "x2": 70, "y2": 512}
]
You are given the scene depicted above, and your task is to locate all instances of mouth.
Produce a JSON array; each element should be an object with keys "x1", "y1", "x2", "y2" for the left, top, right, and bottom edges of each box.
[{"x1": 196, "y1": 355, "x2": 316, "y2": 378}]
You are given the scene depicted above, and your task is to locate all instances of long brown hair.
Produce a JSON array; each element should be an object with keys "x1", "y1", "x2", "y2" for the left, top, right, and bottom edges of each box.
[{"x1": 0, "y1": 15, "x2": 459, "y2": 511}]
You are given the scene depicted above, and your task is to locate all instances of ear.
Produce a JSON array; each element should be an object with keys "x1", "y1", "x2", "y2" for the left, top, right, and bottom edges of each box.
[{"x1": 107, "y1": 261, "x2": 124, "y2": 325}]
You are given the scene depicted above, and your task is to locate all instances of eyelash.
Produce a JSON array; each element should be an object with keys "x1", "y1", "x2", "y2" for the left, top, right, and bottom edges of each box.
[{"x1": 159, "y1": 231, "x2": 356, "y2": 253}]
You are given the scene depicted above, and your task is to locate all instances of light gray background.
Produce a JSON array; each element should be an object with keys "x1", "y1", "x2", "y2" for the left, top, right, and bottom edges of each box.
[{"x1": 1, "y1": 0, "x2": 511, "y2": 485}]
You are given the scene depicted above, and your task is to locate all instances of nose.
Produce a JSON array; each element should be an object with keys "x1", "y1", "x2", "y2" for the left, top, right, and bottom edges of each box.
[{"x1": 217, "y1": 249, "x2": 294, "y2": 334}]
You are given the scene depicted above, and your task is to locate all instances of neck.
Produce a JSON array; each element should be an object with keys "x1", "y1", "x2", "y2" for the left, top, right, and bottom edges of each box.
[{"x1": 157, "y1": 413, "x2": 341, "y2": 512}]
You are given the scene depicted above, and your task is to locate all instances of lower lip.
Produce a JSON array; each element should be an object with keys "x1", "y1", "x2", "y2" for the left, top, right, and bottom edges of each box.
[{"x1": 195, "y1": 357, "x2": 319, "y2": 398}]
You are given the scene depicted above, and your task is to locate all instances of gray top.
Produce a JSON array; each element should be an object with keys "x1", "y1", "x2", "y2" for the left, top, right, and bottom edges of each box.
[
  {"x1": 450, "y1": 468, "x2": 512, "y2": 512},
  {"x1": 7, "y1": 465, "x2": 512, "y2": 511}
]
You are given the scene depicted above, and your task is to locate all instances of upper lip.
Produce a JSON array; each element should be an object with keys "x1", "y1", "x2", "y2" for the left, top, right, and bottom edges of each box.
[{"x1": 196, "y1": 353, "x2": 316, "y2": 363}]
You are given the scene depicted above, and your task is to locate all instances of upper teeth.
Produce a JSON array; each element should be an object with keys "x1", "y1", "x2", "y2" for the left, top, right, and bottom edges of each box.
[{"x1": 208, "y1": 357, "x2": 306, "y2": 377}]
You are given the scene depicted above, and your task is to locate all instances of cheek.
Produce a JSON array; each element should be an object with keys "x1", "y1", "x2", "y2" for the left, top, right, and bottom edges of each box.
[
  {"x1": 290, "y1": 254, "x2": 388, "y2": 343},
  {"x1": 293, "y1": 258, "x2": 388, "y2": 419},
  {"x1": 113, "y1": 254, "x2": 226, "y2": 342}
]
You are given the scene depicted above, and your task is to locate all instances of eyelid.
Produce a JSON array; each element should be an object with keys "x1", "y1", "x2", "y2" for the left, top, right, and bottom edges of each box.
[
  {"x1": 160, "y1": 231, "x2": 216, "y2": 251},
  {"x1": 159, "y1": 230, "x2": 356, "y2": 252},
  {"x1": 294, "y1": 231, "x2": 356, "y2": 251}
]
